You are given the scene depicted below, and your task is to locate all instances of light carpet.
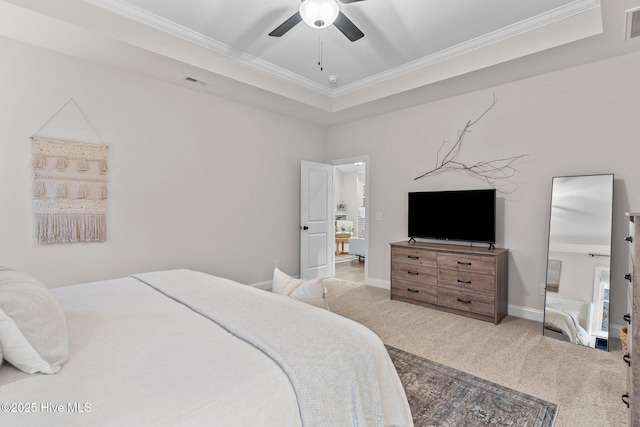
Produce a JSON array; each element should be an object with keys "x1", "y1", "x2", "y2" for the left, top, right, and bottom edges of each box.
[{"x1": 322, "y1": 278, "x2": 628, "y2": 427}]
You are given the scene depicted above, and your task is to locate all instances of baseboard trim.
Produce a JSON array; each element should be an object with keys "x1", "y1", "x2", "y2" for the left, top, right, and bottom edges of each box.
[
  {"x1": 255, "y1": 277, "x2": 623, "y2": 339},
  {"x1": 507, "y1": 304, "x2": 622, "y2": 339},
  {"x1": 366, "y1": 278, "x2": 390, "y2": 289},
  {"x1": 508, "y1": 304, "x2": 544, "y2": 322}
]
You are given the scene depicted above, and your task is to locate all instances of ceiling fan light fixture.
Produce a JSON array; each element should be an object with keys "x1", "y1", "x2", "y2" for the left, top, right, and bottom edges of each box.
[{"x1": 299, "y1": 0, "x2": 339, "y2": 29}]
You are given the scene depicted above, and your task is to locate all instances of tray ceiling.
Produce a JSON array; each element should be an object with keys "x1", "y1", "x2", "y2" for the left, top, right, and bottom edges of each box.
[
  {"x1": 2, "y1": 0, "x2": 640, "y2": 125},
  {"x1": 86, "y1": 0, "x2": 599, "y2": 94}
]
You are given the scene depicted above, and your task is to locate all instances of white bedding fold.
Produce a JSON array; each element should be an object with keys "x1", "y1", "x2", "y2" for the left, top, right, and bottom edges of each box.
[
  {"x1": 0, "y1": 277, "x2": 304, "y2": 426},
  {"x1": 132, "y1": 269, "x2": 412, "y2": 427},
  {"x1": 544, "y1": 306, "x2": 589, "y2": 346}
]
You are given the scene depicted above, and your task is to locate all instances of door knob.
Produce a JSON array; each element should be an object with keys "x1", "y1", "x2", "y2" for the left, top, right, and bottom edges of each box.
[
  {"x1": 625, "y1": 273, "x2": 633, "y2": 282},
  {"x1": 301, "y1": 226, "x2": 309, "y2": 231},
  {"x1": 625, "y1": 236, "x2": 633, "y2": 243}
]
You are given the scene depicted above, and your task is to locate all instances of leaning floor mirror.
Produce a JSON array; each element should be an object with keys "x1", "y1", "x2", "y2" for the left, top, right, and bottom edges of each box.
[{"x1": 543, "y1": 174, "x2": 614, "y2": 350}]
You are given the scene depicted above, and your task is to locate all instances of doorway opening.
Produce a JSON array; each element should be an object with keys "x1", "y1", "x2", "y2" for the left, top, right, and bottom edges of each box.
[{"x1": 330, "y1": 157, "x2": 368, "y2": 284}]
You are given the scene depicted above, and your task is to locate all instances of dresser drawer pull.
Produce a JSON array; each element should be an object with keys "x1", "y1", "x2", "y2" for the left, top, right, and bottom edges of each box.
[
  {"x1": 457, "y1": 279, "x2": 472, "y2": 285},
  {"x1": 626, "y1": 235, "x2": 633, "y2": 243},
  {"x1": 407, "y1": 288, "x2": 420, "y2": 293},
  {"x1": 625, "y1": 273, "x2": 633, "y2": 282},
  {"x1": 623, "y1": 393, "x2": 630, "y2": 408},
  {"x1": 407, "y1": 271, "x2": 419, "y2": 276},
  {"x1": 624, "y1": 313, "x2": 631, "y2": 324},
  {"x1": 407, "y1": 255, "x2": 419, "y2": 260},
  {"x1": 457, "y1": 261, "x2": 472, "y2": 266},
  {"x1": 624, "y1": 353, "x2": 631, "y2": 366},
  {"x1": 457, "y1": 298, "x2": 472, "y2": 304}
]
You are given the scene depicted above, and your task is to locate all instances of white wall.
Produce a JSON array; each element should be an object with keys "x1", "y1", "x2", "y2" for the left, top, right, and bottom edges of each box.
[
  {"x1": 327, "y1": 50, "x2": 640, "y2": 323},
  {"x1": 547, "y1": 251, "x2": 609, "y2": 303},
  {"x1": 3, "y1": 30, "x2": 640, "y2": 326},
  {"x1": 0, "y1": 36, "x2": 326, "y2": 287}
]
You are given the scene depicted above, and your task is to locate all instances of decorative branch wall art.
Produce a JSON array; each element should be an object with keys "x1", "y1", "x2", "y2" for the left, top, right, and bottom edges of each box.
[
  {"x1": 31, "y1": 137, "x2": 108, "y2": 244},
  {"x1": 414, "y1": 96, "x2": 526, "y2": 193}
]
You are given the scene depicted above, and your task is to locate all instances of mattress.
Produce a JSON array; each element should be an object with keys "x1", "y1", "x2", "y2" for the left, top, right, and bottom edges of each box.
[{"x1": 0, "y1": 272, "x2": 413, "y2": 426}]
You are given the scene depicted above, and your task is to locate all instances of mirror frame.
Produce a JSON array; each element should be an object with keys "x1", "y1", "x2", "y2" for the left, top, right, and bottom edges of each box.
[{"x1": 543, "y1": 174, "x2": 614, "y2": 350}]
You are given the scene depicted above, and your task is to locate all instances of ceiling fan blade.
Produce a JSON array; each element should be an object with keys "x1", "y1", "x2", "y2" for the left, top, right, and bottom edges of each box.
[
  {"x1": 333, "y1": 11, "x2": 364, "y2": 42},
  {"x1": 269, "y1": 12, "x2": 302, "y2": 37}
]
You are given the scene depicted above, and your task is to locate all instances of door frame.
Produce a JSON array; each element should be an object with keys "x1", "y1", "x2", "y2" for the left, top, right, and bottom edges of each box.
[{"x1": 328, "y1": 155, "x2": 369, "y2": 284}]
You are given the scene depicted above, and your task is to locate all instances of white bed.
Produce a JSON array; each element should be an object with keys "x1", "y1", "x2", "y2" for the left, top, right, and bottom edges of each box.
[
  {"x1": 544, "y1": 305, "x2": 590, "y2": 346},
  {"x1": 0, "y1": 269, "x2": 413, "y2": 426}
]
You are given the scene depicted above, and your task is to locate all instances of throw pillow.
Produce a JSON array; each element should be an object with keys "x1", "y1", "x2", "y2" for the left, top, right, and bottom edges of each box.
[
  {"x1": 0, "y1": 269, "x2": 68, "y2": 374},
  {"x1": 272, "y1": 267, "x2": 304, "y2": 296},
  {"x1": 272, "y1": 268, "x2": 329, "y2": 310},
  {"x1": 290, "y1": 277, "x2": 328, "y2": 309}
]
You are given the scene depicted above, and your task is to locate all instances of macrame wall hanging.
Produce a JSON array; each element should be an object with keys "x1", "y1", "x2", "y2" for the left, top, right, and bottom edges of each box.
[{"x1": 31, "y1": 99, "x2": 109, "y2": 244}]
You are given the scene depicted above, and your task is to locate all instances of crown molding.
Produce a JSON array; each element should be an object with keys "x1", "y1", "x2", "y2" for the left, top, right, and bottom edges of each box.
[
  {"x1": 84, "y1": 0, "x2": 334, "y2": 96},
  {"x1": 333, "y1": 0, "x2": 601, "y2": 96},
  {"x1": 85, "y1": 0, "x2": 600, "y2": 99}
]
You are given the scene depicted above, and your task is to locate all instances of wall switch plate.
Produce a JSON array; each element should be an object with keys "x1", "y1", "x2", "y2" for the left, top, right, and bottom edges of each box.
[{"x1": 375, "y1": 212, "x2": 383, "y2": 221}]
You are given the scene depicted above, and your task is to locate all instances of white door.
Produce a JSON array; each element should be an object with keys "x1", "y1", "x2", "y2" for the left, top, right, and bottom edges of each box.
[{"x1": 300, "y1": 161, "x2": 334, "y2": 280}]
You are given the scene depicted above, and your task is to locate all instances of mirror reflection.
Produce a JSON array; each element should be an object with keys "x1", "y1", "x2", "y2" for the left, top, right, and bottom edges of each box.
[{"x1": 543, "y1": 174, "x2": 614, "y2": 350}]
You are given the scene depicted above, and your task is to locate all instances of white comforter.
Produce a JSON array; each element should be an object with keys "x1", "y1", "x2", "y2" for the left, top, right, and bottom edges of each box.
[
  {"x1": 544, "y1": 306, "x2": 590, "y2": 346},
  {"x1": 0, "y1": 272, "x2": 412, "y2": 427}
]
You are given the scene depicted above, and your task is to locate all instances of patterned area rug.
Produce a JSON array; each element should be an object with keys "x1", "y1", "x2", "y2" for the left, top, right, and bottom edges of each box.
[{"x1": 387, "y1": 346, "x2": 557, "y2": 427}]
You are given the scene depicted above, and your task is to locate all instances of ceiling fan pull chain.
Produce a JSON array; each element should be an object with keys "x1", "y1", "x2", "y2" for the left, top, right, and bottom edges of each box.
[{"x1": 318, "y1": 37, "x2": 323, "y2": 71}]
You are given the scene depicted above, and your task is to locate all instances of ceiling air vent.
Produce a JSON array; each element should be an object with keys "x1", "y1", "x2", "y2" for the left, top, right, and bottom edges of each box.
[
  {"x1": 184, "y1": 76, "x2": 209, "y2": 87},
  {"x1": 626, "y1": 7, "x2": 640, "y2": 40}
]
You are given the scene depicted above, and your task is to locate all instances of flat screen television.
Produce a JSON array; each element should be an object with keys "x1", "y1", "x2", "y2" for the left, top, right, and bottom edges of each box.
[{"x1": 408, "y1": 189, "x2": 496, "y2": 246}]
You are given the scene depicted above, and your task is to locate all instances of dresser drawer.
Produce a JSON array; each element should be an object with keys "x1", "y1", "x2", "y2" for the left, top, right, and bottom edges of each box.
[
  {"x1": 390, "y1": 241, "x2": 508, "y2": 324},
  {"x1": 391, "y1": 279, "x2": 437, "y2": 305},
  {"x1": 438, "y1": 288, "x2": 495, "y2": 317},
  {"x1": 438, "y1": 269, "x2": 495, "y2": 293},
  {"x1": 392, "y1": 247, "x2": 437, "y2": 268},
  {"x1": 438, "y1": 253, "x2": 496, "y2": 275},
  {"x1": 391, "y1": 264, "x2": 437, "y2": 286}
]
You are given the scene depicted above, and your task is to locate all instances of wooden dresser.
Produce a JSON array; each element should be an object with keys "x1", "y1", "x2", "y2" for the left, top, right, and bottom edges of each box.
[
  {"x1": 390, "y1": 241, "x2": 509, "y2": 324},
  {"x1": 625, "y1": 212, "x2": 640, "y2": 426}
]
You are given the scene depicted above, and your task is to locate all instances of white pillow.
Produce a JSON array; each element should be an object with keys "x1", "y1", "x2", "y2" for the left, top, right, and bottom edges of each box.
[
  {"x1": 0, "y1": 270, "x2": 68, "y2": 374},
  {"x1": 272, "y1": 267, "x2": 304, "y2": 296},
  {"x1": 272, "y1": 268, "x2": 329, "y2": 310},
  {"x1": 290, "y1": 277, "x2": 328, "y2": 309}
]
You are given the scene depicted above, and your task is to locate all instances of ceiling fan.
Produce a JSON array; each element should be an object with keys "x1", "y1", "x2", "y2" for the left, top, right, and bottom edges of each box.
[{"x1": 269, "y1": 0, "x2": 366, "y2": 42}]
